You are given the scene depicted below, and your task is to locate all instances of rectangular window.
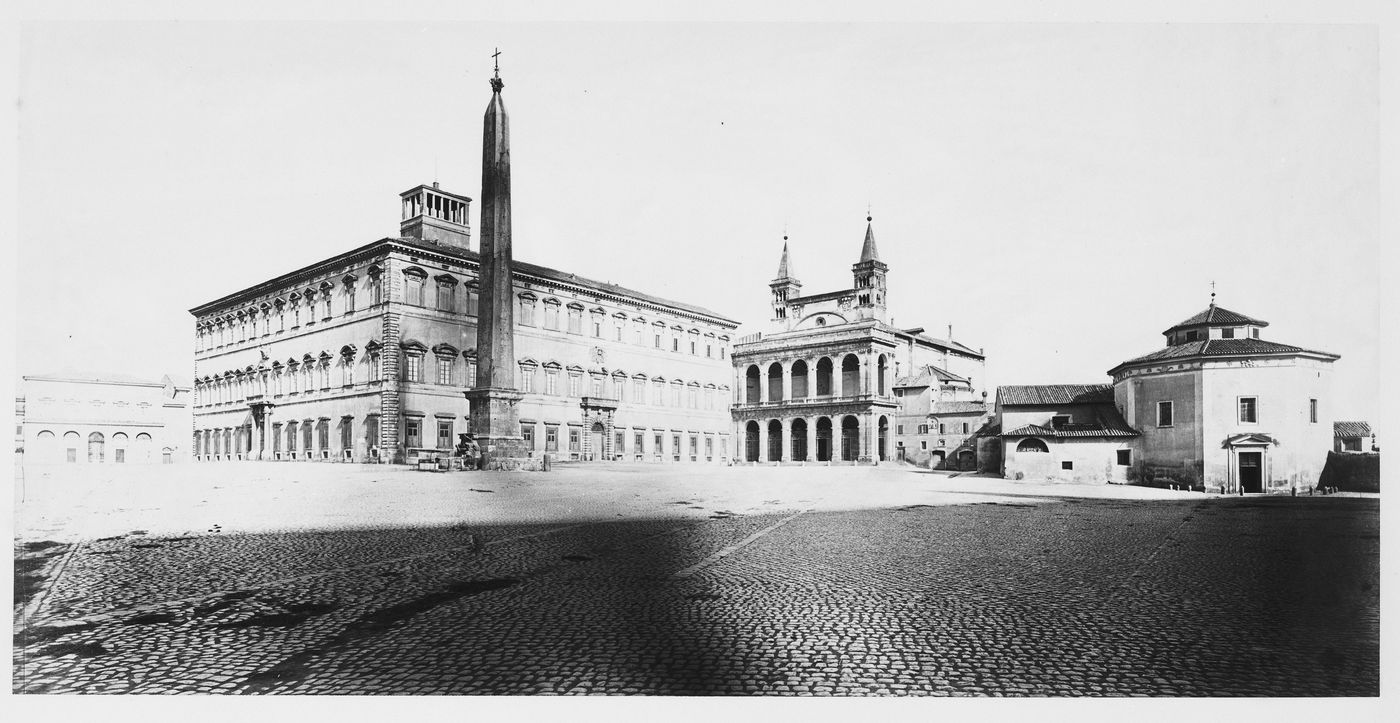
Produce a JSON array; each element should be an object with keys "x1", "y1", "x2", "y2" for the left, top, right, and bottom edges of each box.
[
  {"x1": 369, "y1": 353, "x2": 381, "y2": 382},
  {"x1": 688, "y1": 388, "x2": 697, "y2": 408},
  {"x1": 568, "y1": 374, "x2": 581, "y2": 397},
  {"x1": 1061, "y1": 460, "x2": 1073, "y2": 471},
  {"x1": 938, "y1": 423, "x2": 946, "y2": 435},
  {"x1": 654, "y1": 432, "x2": 664, "y2": 455},
  {"x1": 519, "y1": 299, "x2": 534, "y2": 325},
  {"x1": 705, "y1": 437, "x2": 713, "y2": 457},
  {"x1": 672, "y1": 434, "x2": 681, "y2": 459},
  {"x1": 405, "y1": 418, "x2": 421, "y2": 448},
  {"x1": 593, "y1": 321, "x2": 602, "y2": 337},
  {"x1": 520, "y1": 369, "x2": 534, "y2": 394},
  {"x1": 407, "y1": 278, "x2": 424, "y2": 306},
  {"x1": 1116, "y1": 449, "x2": 1131, "y2": 466},
  {"x1": 466, "y1": 290, "x2": 478, "y2": 316},
  {"x1": 654, "y1": 332, "x2": 662, "y2": 348},
  {"x1": 654, "y1": 382, "x2": 664, "y2": 406},
  {"x1": 544, "y1": 304, "x2": 559, "y2": 330},
  {"x1": 962, "y1": 422, "x2": 970, "y2": 434},
  {"x1": 569, "y1": 428, "x2": 581, "y2": 452},
  {"x1": 634, "y1": 431, "x2": 644, "y2": 454},
  {"x1": 437, "y1": 284, "x2": 454, "y2": 312},
  {"x1": 706, "y1": 344, "x2": 713, "y2": 358},
  {"x1": 918, "y1": 424, "x2": 929, "y2": 435},
  {"x1": 1157, "y1": 401, "x2": 1174, "y2": 427},
  {"x1": 437, "y1": 358, "x2": 453, "y2": 385},
  {"x1": 567, "y1": 310, "x2": 582, "y2": 334},
  {"x1": 690, "y1": 435, "x2": 698, "y2": 456},
  {"x1": 1251, "y1": 328, "x2": 1259, "y2": 339},
  {"x1": 346, "y1": 288, "x2": 355, "y2": 313},
  {"x1": 672, "y1": 337, "x2": 679, "y2": 352},
  {"x1": 614, "y1": 431, "x2": 625, "y2": 456},
  {"x1": 615, "y1": 325, "x2": 624, "y2": 342},
  {"x1": 671, "y1": 385, "x2": 681, "y2": 407},
  {"x1": 690, "y1": 341, "x2": 697, "y2": 355},
  {"x1": 545, "y1": 370, "x2": 558, "y2": 396},
  {"x1": 406, "y1": 355, "x2": 422, "y2": 383},
  {"x1": 521, "y1": 423, "x2": 535, "y2": 449},
  {"x1": 614, "y1": 379, "x2": 625, "y2": 401},
  {"x1": 545, "y1": 425, "x2": 559, "y2": 451},
  {"x1": 1239, "y1": 397, "x2": 1257, "y2": 424},
  {"x1": 1222, "y1": 327, "x2": 1235, "y2": 339},
  {"x1": 437, "y1": 420, "x2": 453, "y2": 449},
  {"x1": 897, "y1": 424, "x2": 904, "y2": 434},
  {"x1": 1309, "y1": 398, "x2": 1318, "y2": 424}
]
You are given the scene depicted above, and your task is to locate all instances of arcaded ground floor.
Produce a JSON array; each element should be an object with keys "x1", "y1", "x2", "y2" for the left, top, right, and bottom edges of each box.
[{"x1": 13, "y1": 463, "x2": 1381, "y2": 702}]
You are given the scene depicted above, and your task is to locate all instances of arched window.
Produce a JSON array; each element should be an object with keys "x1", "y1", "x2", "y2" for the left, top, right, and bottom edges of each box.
[
  {"x1": 1016, "y1": 438, "x2": 1050, "y2": 453},
  {"x1": 63, "y1": 431, "x2": 81, "y2": 463},
  {"x1": 88, "y1": 432, "x2": 105, "y2": 463},
  {"x1": 112, "y1": 432, "x2": 129, "y2": 463},
  {"x1": 135, "y1": 433, "x2": 153, "y2": 463}
]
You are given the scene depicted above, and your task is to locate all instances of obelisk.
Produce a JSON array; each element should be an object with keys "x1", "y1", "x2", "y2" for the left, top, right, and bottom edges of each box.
[{"x1": 464, "y1": 53, "x2": 529, "y2": 467}]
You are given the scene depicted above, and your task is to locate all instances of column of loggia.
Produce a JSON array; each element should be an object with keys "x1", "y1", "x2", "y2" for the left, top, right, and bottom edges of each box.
[
  {"x1": 807, "y1": 416, "x2": 818, "y2": 463},
  {"x1": 757, "y1": 420, "x2": 768, "y2": 465},
  {"x1": 784, "y1": 361, "x2": 795, "y2": 462}
]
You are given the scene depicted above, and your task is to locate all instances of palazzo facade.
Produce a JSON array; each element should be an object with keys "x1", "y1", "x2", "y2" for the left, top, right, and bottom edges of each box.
[
  {"x1": 731, "y1": 222, "x2": 988, "y2": 464},
  {"x1": 190, "y1": 76, "x2": 738, "y2": 465}
]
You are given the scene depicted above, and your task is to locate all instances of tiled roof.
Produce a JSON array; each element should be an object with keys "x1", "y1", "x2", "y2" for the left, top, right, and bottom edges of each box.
[
  {"x1": 1113, "y1": 339, "x2": 1339, "y2": 368},
  {"x1": 1001, "y1": 406, "x2": 1140, "y2": 439},
  {"x1": 930, "y1": 401, "x2": 988, "y2": 415},
  {"x1": 997, "y1": 384, "x2": 1113, "y2": 406},
  {"x1": 894, "y1": 364, "x2": 971, "y2": 388},
  {"x1": 1334, "y1": 421, "x2": 1372, "y2": 438},
  {"x1": 1164, "y1": 305, "x2": 1269, "y2": 334}
]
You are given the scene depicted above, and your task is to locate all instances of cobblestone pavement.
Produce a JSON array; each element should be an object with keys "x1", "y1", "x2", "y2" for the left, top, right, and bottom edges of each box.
[{"x1": 12, "y1": 467, "x2": 1380, "y2": 697}]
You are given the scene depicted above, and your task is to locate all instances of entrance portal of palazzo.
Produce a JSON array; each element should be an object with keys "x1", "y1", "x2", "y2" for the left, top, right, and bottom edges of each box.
[{"x1": 579, "y1": 397, "x2": 617, "y2": 462}]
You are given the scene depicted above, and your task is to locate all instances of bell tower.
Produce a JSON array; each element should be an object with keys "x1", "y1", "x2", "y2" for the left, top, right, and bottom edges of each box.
[
  {"x1": 851, "y1": 215, "x2": 888, "y2": 322},
  {"x1": 769, "y1": 236, "x2": 802, "y2": 331}
]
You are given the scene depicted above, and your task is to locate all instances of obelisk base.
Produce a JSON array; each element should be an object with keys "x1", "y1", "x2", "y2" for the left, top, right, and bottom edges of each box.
[{"x1": 464, "y1": 387, "x2": 535, "y2": 470}]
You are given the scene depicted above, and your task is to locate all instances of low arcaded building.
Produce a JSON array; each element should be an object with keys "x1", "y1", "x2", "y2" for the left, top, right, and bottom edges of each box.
[{"x1": 17, "y1": 373, "x2": 192, "y2": 464}]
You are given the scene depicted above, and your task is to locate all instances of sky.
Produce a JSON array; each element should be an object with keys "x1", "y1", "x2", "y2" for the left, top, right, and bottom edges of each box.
[{"x1": 11, "y1": 15, "x2": 1383, "y2": 421}]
